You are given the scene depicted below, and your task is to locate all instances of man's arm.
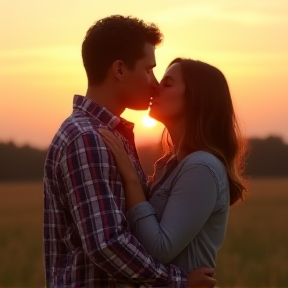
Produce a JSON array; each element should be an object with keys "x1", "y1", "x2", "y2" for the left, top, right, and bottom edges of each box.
[{"x1": 60, "y1": 132, "x2": 187, "y2": 287}]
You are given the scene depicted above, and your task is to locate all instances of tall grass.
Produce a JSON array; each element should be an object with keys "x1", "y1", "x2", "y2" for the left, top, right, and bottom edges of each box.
[
  {"x1": 0, "y1": 182, "x2": 44, "y2": 287},
  {"x1": 216, "y1": 178, "x2": 288, "y2": 287},
  {"x1": 0, "y1": 179, "x2": 287, "y2": 287}
]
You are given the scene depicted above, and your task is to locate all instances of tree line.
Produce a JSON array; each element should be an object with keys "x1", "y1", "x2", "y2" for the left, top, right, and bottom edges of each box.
[{"x1": 0, "y1": 136, "x2": 287, "y2": 182}]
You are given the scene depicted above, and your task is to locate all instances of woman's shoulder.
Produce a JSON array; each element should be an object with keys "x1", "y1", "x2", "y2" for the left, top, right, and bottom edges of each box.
[
  {"x1": 183, "y1": 151, "x2": 229, "y2": 207},
  {"x1": 180, "y1": 151, "x2": 227, "y2": 176}
]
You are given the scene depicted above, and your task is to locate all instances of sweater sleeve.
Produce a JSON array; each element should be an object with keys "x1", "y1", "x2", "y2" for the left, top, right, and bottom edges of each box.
[{"x1": 126, "y1": 164, "x2": 218, "y2": 264}]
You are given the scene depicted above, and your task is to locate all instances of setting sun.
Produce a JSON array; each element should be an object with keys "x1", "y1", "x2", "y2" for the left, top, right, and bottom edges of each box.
[
  {"x1": 1, "y1": 0, "x2": 288, "y2": 148},
  {"x1": 142, "y1": 115, "x2": 157, "y2": 128}
]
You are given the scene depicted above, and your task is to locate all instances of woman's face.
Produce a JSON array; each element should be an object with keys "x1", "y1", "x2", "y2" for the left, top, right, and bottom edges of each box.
[{"x1": 149, "y1": 63, "x2": 186, "y2": 124}]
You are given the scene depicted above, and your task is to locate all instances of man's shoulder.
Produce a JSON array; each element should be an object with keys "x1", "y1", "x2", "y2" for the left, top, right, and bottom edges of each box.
[{"x1": 49, "y1": 112, "x2": 104, "y2": 151}]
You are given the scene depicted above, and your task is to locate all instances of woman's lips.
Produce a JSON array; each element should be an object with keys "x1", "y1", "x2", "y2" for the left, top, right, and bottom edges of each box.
[
  {"x1": 150, "y1": 102, "x2": 158, "y2": 107},
  {"x1": 149, "y1": 96, "x2": 159, "y2": 106},
  {"x1": 150, "y1": 99, "x2": 159, "y2": 105}
]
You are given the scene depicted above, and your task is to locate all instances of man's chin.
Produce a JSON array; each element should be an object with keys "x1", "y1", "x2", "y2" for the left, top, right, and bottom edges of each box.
[{"x1": 127, "y1": 104, "x2": 150, "y2": 111}]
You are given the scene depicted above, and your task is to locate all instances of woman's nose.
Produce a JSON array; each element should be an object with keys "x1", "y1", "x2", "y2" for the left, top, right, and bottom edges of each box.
[{"x1": 150, "y1": 71, "x2": 159, "y2": 87}]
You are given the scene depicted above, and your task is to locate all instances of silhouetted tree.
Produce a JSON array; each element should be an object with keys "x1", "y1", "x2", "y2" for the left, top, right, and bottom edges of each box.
[
  {"x1": 0, "y1": 136, "x2": 287, "y2": 182},
  {"x1": 246, "y1": 136, "x2": 288, "y2": 177},
  {"x1": 0, "y1": 142, "x2": 46, "y2": 181}
]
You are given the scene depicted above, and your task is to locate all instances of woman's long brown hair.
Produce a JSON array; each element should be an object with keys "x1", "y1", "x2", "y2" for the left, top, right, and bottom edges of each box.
[{"x1": 158, "y1": 58, "x2": 247, "y2": 205}]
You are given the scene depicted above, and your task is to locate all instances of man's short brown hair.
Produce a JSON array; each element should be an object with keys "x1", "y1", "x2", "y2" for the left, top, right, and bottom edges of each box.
[{"x1": 82, "y1": 15, "x2": 163, "y2": 85}]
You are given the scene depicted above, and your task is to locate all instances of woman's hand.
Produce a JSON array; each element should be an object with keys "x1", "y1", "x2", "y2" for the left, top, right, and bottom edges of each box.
[
  {"x1": 98, "y1": 129, "x2": 146, "y2": 209},
  {"x1": 98, "y1": 129, "x2": 139, "y2": 181}
]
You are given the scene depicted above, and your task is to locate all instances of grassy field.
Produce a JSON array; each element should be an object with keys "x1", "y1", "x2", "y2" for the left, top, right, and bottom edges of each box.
[{"x1": 0, "y1": 178, "x2": 288, "y2": 287}]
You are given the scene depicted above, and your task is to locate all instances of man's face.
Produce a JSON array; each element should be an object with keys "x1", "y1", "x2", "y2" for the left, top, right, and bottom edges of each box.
[{"x1": 121, "y1": 43, "x2": 158, "y2": 110}]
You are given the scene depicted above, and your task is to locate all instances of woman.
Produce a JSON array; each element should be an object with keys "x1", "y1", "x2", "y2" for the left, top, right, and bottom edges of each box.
[{"x1": 99, "y1": 58, "x2": 247, "y2": 273}]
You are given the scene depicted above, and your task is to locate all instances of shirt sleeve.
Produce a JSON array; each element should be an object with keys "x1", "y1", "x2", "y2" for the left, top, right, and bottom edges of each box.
[
  {"x1": 126, "y1": 164, "x2": 218, "y2": 265},
  {"x1": 60, "y1": 132, "x2": 188, "y2": 287}
]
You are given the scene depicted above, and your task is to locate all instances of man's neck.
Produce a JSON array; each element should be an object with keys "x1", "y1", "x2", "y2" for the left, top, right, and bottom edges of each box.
[{"x1": 86, "y1": 85, "x2": 125, "y2": 117}]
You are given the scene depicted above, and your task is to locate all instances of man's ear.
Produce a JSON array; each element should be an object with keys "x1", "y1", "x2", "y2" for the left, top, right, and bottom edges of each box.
[{"x1": 112, "y1": 60, "x2": 125, "y2": 80}]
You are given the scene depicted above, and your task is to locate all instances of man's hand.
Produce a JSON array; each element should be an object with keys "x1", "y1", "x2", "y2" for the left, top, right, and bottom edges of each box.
[{"x1": 187, "y1": 267, "x2": 216, "y2": 288}]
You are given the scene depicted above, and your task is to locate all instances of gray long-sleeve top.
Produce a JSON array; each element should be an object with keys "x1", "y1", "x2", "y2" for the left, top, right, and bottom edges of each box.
[{"x1": 126, "y1": 151, "x2": 230, "y2": 270}]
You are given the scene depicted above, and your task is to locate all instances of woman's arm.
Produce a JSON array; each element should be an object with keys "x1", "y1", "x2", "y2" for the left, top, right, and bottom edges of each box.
[
  {"x1": 99, "y1": 129, "x2": 217, "y2": 264},
  {"x1": 127, "y1": 164, "x2": 218, "y2": 264}
]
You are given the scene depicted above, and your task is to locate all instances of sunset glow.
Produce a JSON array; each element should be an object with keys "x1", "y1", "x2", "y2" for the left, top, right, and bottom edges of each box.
[
  {"x1": 142, "y1": 116, "x2": 157, "y2": 128},
  {"x1": 1, "y1": 0, "x2": 287, "y2": 148}
]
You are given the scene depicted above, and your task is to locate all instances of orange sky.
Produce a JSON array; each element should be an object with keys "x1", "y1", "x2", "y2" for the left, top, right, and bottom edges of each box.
[{"x1": 1, "y1": 0, "x2": 288, "y2": 149}]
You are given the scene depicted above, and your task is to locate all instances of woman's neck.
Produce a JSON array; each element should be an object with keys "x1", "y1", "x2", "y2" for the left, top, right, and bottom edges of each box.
[{"x1": 165, "y1": 119, "x2": 186, "y2": 161}]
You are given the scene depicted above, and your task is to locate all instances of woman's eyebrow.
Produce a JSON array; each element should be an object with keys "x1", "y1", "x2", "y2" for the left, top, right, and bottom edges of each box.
[{"x1": 162, "y1": 75, "x2": 174, "y2": 81}]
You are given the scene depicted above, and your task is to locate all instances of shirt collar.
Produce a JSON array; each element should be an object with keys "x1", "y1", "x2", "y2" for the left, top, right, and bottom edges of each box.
[{"x1": 73, "y1": 95, "x2": 135, "y2": 132}]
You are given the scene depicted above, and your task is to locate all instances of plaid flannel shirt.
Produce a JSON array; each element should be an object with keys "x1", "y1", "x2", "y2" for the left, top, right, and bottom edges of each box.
[{"x1": 43, "y1": 95, "x2": 187, "y2": 288}]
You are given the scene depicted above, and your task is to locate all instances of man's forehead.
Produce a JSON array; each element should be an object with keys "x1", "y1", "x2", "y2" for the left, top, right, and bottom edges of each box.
[{"x1": 143, "y1": 43, "x2": 156, "y2": 59}]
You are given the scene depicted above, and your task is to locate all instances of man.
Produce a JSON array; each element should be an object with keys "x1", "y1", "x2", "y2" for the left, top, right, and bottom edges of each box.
[{"x1": 44, "y1": 15, "x2": 216, "y2": 288}]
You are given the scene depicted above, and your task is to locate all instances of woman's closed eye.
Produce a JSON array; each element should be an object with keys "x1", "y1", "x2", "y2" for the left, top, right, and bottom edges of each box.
[{"x1": 160, "y1": 81, "x2": 172, "y2": 87}]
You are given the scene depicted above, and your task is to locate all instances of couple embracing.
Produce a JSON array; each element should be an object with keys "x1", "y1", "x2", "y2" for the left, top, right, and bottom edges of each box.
[{"x1": 44, "y1": 15, "x2": 246, "y2": 288}]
